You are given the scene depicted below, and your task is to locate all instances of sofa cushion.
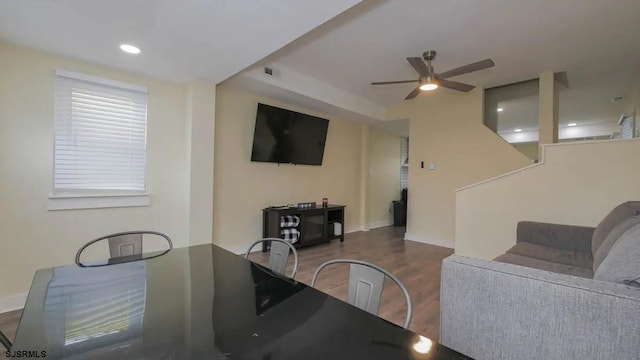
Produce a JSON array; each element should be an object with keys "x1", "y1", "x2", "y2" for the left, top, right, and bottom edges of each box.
[
  {"x1": 594, "y1": 223, "x2": 640, "y2": 287},
  {"x1": 591, "y1": 201, "x2": 640, "y2": 256},
  {"x1": 494, "y1": 253, "x2": 594, "y2": 278},
  {"x1": 506, "y1": 242, "x2": 593, "y2": 269},
  {"x1": 593, "y1": 215, "x2": 640, "y2": 272}
]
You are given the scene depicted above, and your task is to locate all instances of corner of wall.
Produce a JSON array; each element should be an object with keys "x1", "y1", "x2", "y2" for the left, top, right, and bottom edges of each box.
[{"x1": 395, "y1": 89, "x2": 531, "y2": 251}]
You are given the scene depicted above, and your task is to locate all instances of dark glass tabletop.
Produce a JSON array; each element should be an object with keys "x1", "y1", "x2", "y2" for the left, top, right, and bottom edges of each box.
[{"x1": 12, "y1": 244, "x2": 471, "y2": 359}]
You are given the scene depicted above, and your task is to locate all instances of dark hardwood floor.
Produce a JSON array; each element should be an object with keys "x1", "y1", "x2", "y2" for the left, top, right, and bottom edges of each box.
[{"x1": 0, "y1": 226, "x2": 452, "y2": 357}]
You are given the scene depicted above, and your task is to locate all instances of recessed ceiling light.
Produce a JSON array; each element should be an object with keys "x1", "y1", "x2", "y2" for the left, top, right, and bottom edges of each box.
[
  {"x1": 514, "y1": 128, "x2": 522, "y2": 132},
  {"x1": 120, "y1": 44, "x2": 141, "y2": 54},
  {"x1": 497, "y1": 108, "x2": 504, "y2": 112},
  {"x1": 567, "y1": 123, "x2": 577, "y2": 127}
]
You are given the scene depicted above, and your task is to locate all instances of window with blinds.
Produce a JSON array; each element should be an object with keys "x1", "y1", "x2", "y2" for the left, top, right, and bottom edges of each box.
[
  {"x1": 54, "y1": 70, "x2": 148, "y2": 193},
  {"x1": 619, "y1": 113, "x2": 636, "y2": 139}
]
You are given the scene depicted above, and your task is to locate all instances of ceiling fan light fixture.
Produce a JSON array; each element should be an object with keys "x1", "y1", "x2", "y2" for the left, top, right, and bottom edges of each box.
[
  {"x1": 419, "y1": 76, "x2": 439, "y2": 91},
  {"x1": 419, "y1": 83, "x2": 438, "y2": 91},
  {"x1": 372, "y1": 51, "x2": 494, "y2": 100}
]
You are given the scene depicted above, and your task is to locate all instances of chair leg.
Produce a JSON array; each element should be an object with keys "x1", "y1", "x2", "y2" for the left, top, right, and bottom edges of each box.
[{"x1": 0, "y1": 330, "x2": 12, "y2": 350}]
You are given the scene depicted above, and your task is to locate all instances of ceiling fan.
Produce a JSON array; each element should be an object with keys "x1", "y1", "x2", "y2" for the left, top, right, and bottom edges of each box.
[{"x1": 371, "y1": 50, "x2": 495, "y2": 100}]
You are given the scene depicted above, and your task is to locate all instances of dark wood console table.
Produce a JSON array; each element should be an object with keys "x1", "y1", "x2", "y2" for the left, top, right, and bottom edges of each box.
[{"x1": 262, "y1": 205, "x2": 345, "y2": 252}]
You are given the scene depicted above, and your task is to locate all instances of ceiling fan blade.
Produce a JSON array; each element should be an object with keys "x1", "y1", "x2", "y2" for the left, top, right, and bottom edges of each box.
[
  {"x1": 371, "y1": 80, "x2": 419, "y2": 85},
  {"x1": 405, "y1": 86, "x2": 420, "y2": 100},
  {"x1": 438, "y1": 59, "x2": 495, "y2": 79},
  {"x1": 407, "y1": 57, "x2": 430, "y2": 76},
  {"x1": 439, "y1": 79, "x2": 475, "y2": 92}
]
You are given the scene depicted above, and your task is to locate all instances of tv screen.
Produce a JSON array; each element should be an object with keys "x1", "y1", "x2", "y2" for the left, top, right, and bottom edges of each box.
[{"x1": 251, "y1": 103, "x2": 329, "y2": 165}]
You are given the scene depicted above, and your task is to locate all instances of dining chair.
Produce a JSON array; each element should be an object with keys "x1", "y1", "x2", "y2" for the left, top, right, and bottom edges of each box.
[
  {"x1": 0, "y1": 329, "x2": 11, "y2": 350},
  {"x1": 311, "y1": 259, "x2": 413, "y2": 329},
  {"x1": 245, "y1": 238, "x2": 299, "y2": 279},
  {"x1": 75, "y1": 231, "x2": 173, "y2": 266}
]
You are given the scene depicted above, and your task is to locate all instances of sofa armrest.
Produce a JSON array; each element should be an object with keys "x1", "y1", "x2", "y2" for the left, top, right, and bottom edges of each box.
[
  {"x1": 440, "y1": 255, "x2": 640, "y2": 360},
  {"x1": 517, "y1": 221, "x2": 595, "y2": 253}
]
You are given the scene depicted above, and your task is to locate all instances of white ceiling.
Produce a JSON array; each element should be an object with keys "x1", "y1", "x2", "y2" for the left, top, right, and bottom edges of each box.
[
  {"x1": 2, "y1": 0, "x2": 637, "y2": 139},
  {"x1": 0, "y1": 0, "x2": 360, "y2": 83},
  {"x1": 269, "y1": 0, "x2": 640, "y2": 105}
]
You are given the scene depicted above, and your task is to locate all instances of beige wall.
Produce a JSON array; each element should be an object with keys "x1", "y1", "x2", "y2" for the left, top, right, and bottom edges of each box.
[
  {"x1": 185, "y1": 82, "x2": 217, "y2": 246},
  {"x1": 366, "y1": 127, "x2": 401, "y2": 228},
  {"x1": 0, "y1": 44, "x2": 194, "y2": 300},
  {"x1": 538, "y1": 71, "x2": 559, "y2": 145},
  {"x1": 513, "y1": 142, "x2": 540, "y2": 162},
  {"x1": 359, "y1": 125, "x2": 370, "y2": 229},
  {"x1": 388, "y1": 89, "x2": 531, "y2": 247},
  {"x1": 456, "y1": 138, "x2": 640, "y2": 259},
  {"x1": 212, "y1": 86, "x2": 363, "y2": 254}
]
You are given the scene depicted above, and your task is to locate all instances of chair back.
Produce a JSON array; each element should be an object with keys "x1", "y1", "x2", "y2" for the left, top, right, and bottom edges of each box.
[
  {"x1": 311, "y1": 259, "x2": 413, "y2": 329},
  {"x1": 0, "y1": 329, "x2": 11, "y2": 350},
  {"x1": 108, "y1": 233, "x2": 143, "y2": 258},
  {"x1": 245, "y1": 238, "x2": 298, "y2": 278},
  {"x1": 75, "y1": 231, "x2": 172, "y2": 266}
]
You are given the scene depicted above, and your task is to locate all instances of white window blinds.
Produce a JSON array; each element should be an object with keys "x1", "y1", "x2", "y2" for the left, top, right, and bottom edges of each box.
[
  {"x1": 54, "y1": 70, "x2": 148, "y2": 193},
  {"x1": 619, "y1": 113, "x2": 636, "y2": 139}
]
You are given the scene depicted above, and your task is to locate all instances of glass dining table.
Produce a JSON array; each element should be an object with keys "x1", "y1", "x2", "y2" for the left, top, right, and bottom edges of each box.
[{"x1": 11, "y1": 244, "x2": 471, "y2": 359}]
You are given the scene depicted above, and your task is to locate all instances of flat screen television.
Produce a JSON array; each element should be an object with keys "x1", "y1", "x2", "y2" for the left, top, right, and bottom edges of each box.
[{"x1": 250, "y1": 103, "x2": 329, "y2": 165}]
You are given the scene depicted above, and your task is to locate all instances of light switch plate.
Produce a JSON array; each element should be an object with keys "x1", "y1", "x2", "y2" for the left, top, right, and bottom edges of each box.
[{"x1": 428, "y1": 163, "x2": 436, "y2": 170}]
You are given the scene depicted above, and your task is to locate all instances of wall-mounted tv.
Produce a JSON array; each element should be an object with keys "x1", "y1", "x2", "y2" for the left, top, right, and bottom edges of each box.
[{"x1": 250, "y1": 103, "x2": 329, "y2": 166}]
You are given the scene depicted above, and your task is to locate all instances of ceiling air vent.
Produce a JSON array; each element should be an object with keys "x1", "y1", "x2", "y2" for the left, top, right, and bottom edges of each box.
[
  {"x1": 264, "y1": 67, "x2": 273, "y2": 76},
  {"x1": 612, "y1": 96, "x2": 624, "y2": 103}
]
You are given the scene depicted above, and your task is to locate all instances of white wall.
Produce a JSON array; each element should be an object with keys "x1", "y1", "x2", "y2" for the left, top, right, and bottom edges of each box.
[
  {"x1": 456, "y1": 138, "x2": 640, "y2": 260},
  {"x1": 388, "y1": 89, "x2": 531, "y2": 248},
  {"x1": 367, "y1": 127, "x2": 401, "y2": 228},
  {"x1": 212, "y1": 86, "x2": 364, "y2": 254},
  {"x1": 0, "y1": 43, "x2": 207, "y2": 305}
]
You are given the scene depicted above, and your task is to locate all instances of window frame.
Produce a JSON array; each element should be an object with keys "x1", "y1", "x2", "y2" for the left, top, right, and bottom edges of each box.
[{"x1": 48, "y1": 69, "x2": 150, "y2": 211}]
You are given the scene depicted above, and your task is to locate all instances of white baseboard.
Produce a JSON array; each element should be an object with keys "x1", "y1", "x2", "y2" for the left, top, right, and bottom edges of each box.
[
  {"x1": 345, "y1": 227, "x2": 365, "y2": 234},
  {"x1": 0, "y1": 292, "x2": 27, "y2": 313},
  {"x1": 404, "y1": 233, "x2": 455, "y2": 249},
  {"x1": 367, "y1": 220, "x2": 393, "y2": 230}
]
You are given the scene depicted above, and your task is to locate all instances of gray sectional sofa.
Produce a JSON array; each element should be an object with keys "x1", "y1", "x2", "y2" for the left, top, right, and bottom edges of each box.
[{"x1": 440, "y1": 201, "x2": 640, "y2": 360}]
